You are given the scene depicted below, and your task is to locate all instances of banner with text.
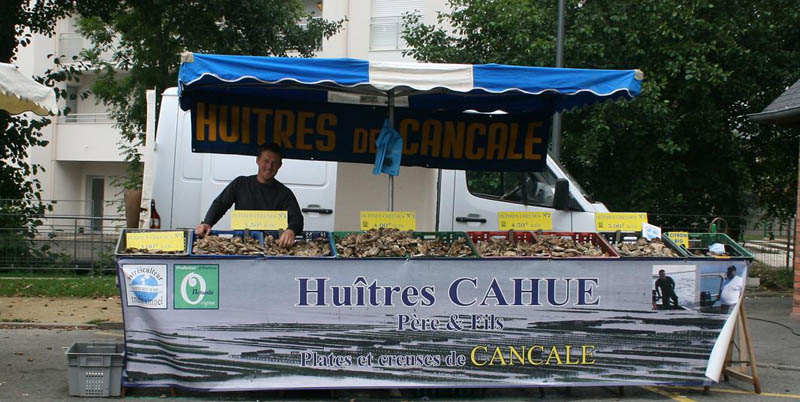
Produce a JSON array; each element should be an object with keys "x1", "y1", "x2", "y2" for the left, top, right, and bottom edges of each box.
[
  {"x1": 190, "y1": 96, "x2": 551, "y2": 172},
  {"x1": 118, "y1": 257, "x2": 749, "y2": 390}
]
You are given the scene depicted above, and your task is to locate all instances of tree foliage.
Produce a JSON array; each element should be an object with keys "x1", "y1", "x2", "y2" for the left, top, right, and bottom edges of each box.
[
  {"x1": 76, "y1": 0, "x2": 343, "y2": 190},
  {"x1": 0, "y1": 0, "x2": 80, "y2": 261},
  {"x1": 404, "y1": 0, "x2": 800, "y2": 220}
]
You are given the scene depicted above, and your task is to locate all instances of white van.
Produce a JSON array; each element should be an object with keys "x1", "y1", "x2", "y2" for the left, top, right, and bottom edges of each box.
[{"x1": 146, "y1": 88, "x2": 607, "y2": 232}]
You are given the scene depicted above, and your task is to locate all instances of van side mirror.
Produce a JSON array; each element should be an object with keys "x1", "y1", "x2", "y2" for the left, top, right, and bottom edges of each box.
[{"x1": 553, "y1": 178, "x2": 570, "y2": 210}]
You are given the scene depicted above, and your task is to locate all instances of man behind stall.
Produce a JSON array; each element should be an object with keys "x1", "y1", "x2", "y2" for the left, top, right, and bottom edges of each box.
[
  {"x1": 194, "y1": 143, "x2": 303, "y2": 247},
  {"x1": 655, "y1": 269, "x2": 679, "y2": 309}
]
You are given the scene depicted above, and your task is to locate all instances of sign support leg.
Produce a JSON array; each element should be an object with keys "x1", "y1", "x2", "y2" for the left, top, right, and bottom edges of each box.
[{"x1": 722, "y1": 303, "x2": 761, "y2": 394}]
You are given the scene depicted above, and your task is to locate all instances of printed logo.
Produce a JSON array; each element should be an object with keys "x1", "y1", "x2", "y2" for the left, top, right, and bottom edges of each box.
[
  {"x1": 122, "y1": 264, "x2": 167, "y2": 309},
  {"x1": 174, "y1": 264, "x2": 219, "y2": 309}
]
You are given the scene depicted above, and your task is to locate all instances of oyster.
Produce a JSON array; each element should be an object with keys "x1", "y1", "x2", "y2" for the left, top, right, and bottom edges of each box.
[
  {"x1": 263, "y1": 234, "x2": 332, "y2": 256},
  {"x1": 474, "y1": 236, "x2": 549, "y2": 257},
  {"x1": 614, "y1": 238, "x2": 680, "y2": 257},
  {"x1": 192, "y1": 235, "x2": 265, "y2": 255},
  {"x1": 335, "y1": 228, "x2": 475, "y2": 257},
  {"x1": 335, "y1": 228, "x2": 417, "y2": 258},
  {"x1": 534, "y1": 234, "x2": 609, "y2": 257},
  {"x1": 413, "y1": 236, "x2": 473, "y2": 257}
]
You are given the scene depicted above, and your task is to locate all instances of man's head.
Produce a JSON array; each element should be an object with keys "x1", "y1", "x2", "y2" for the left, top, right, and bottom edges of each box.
[
  {"x1": 658, "y1": 269, "x2": 666, "y2": 279},
  {"x1": 726, "y1": 265, "x2": 737, "y2": 279},
  {"x1": 256, "y1": 143, "x2": 282, "y2": 183}
]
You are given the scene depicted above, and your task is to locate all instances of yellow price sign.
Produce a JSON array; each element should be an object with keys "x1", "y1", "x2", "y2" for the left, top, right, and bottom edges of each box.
[
  {"x1": 595, "y1": 212, "x2": 648, "y2": 232},
  {"x1": 360, "y1": 211, "x2": 416, "y2": 231},
  {"x1": 231, "y1": 210, "x2": 287, "y2": 230},
  {"x1": 126, "y1": 231, "x2": 185, "y2": 252},
  {"x1": 665, "y1": 232, "x2": 689, "y2": 248},
  {"x1": 498, "y1": 211, "x2": 552, "y2": 230}
]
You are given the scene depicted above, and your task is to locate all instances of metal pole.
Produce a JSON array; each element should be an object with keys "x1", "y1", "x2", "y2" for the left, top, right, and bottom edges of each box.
[
  {"x1": 551, "y1": 0, "x2": 566, "y2": 161},
  {"x1": 388, "y1": 90, "x2": 395, "y2": 211},
  {"x1": 788, "y1": 216, "x2": 794, "y2": 268}
]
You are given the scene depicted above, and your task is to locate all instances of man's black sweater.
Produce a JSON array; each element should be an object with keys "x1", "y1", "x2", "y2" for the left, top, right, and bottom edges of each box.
[{"x1": 202, "y1": 175, "x2": 303, "y2": 233}]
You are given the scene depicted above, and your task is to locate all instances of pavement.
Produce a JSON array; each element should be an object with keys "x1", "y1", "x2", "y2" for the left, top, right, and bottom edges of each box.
[{"x1": 0, "y1": 293, "x2": 799, "y2": 401}]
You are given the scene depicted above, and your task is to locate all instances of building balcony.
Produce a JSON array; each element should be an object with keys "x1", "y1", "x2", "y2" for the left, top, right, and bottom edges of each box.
[
  {"x1": 55, "y1": 113, "x2": 127, "y2": 162},
  {"x1": 58, "y1": 33, "x2": 116, "y2": 65}
]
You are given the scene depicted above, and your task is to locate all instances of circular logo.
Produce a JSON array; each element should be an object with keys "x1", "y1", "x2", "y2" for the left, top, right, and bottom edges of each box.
[
  {"x1": 180, "y1": 272, "x2": 207, "y2": 305},
  {"x1": 130, "y1": 273, "x2": 160, "y2": 302}
]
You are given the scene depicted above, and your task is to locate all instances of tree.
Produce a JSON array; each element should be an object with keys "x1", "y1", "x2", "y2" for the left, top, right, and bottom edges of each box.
[
  {"x1": 404, "y1": 0, "x2": 800, "y2": 222},
  {"x1": 0, "y1": 0, "x2": 80, "y2": 264},
  {"x1": 76, "y1": 0, "x2": 343, "y2": 190}
]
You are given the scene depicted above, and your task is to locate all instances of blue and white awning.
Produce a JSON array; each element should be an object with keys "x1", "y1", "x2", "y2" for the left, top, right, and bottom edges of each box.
[
  {"x1": 178, "y1": 53, "x2": 643, "y2": 171},
  {"x1": 179, "y1": 53, "x2": 642, "y2": 114}
]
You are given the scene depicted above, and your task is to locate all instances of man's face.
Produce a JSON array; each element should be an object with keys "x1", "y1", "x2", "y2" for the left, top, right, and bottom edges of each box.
[
  {"x1": 659, "y1": 271, "x2": 665, "y2": 279},
  {"x1": 727, "y1": 268, "x2": 736, "y2": 279},
  {"x1": 256, "y1": 150, "x2": 282, "y2": 183}
]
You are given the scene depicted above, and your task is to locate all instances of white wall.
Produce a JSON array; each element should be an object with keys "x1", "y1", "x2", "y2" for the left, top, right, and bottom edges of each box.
[
  {"x1": 334, "y1": 164, "x2": 438, "y2": 231},
  {"x1": 323, "y1": 0, "x2": 449, "y2": 230},
  {"x1": 55, "y1": 122, "x2": 126, "y2": 162},
  {"x1": 16, "y1": 21, "x2": 131, "y2": 216}
]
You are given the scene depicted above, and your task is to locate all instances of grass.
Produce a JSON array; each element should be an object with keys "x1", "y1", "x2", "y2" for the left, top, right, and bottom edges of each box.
[
  {"x1": 0, "y1": 275, "x2": 118, "y2": 298},
  {"x1": 749, "y1": 262, "x2": 795, "y2": 291}
]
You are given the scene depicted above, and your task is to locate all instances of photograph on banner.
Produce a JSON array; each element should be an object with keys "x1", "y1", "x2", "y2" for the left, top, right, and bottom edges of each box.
[
  {"x1": 651, "y1": 264, "x2": 698, "y2": 310},
  {"x1": 117, "y1": 257, "x2": 750, "y2": 390},
  {"x1": 697, "y1": 261, "x2": 749, "y2": 314}
]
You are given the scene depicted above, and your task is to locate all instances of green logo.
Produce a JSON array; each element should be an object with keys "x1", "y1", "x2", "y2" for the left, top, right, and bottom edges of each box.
[{"x1": 174, "y1": 264, "x2": 219, "y2": 309}]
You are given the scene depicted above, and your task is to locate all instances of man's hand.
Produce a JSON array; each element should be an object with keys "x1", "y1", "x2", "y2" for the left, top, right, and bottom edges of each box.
[
  {"x1": 278, "y1": 229, "x2": 296, "y2": 248},
  {"x1": 195, "y1": 223, "x2": 211, "y2": 238}
]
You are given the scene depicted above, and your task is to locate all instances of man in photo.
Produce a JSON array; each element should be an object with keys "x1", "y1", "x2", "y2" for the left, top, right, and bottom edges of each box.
[
  {"x1": 719, "y1": 265, "x2": 744, "y2": 314},
  {"x1": 655, "y1": 269, "x2": 679, "y2": 309}
]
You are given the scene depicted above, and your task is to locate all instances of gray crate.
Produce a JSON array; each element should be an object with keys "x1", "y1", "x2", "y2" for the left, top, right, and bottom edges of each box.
[{"x1": 65, "y1": 342, "x2": 125, "y2": 397}]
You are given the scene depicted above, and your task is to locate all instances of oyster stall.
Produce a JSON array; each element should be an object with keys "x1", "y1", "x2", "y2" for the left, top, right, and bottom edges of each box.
[{"x1": 116, "y1": 55, "x2": 752, "y2": 391}]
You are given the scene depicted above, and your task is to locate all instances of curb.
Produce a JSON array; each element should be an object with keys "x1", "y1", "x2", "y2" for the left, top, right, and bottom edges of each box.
[
  {"x1": 0, "y1": 322, "x2": 123, "y2": 330},
  {"x1": 757, "y1": 363, "x2": 800, "y2": 372}
]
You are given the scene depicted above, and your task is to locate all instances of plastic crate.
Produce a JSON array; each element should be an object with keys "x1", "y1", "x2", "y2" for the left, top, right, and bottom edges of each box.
[
  {"x1": 535, "y1": 232, "x2": 620, "y2": 258},
  {"x1": 600, "y1": 231, "x2": 688, "y2": 258},
  {"x1": 65, "y1": 342, "x2": 124, "y2": 397},
  {"x1": 467, "y1": 231, "x2": 549, "y2": 258},
  {"x1": 115, "y1": 229, "x2": 191, "y2": 256},
  {"x1": 189, "y1": 230, "x2": 265, "y2": 257},
  {"x1": 411, "y1": 231, "x2": 479, "y2": 258},
  {"x1": 262, "y1": 230, "x2": 336, "y2": 257},
  {"x1": 686, "y1": 233, "x2": 754, "y2": 259}
]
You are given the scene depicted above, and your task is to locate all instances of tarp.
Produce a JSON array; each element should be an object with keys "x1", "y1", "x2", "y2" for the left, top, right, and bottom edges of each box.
[
  {"x1": 0, "y1": 63, "x2": 58, "y2": 116},
  {"x1": 118, "y1": 256, "x2": 748, "y2": 390},
  {"x1": 179, "y1": 53, "x2": 643, "y2": 171}
]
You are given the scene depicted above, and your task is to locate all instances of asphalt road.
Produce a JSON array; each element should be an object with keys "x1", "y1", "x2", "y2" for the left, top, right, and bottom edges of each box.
[{"x1": 1, "y1": 295, "x2": 798, "y2": 401}]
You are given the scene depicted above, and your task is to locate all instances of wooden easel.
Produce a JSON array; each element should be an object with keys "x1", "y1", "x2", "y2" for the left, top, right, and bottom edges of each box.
[{"x1": 706, "y1": 302, "x2": 761, "y2": 394}]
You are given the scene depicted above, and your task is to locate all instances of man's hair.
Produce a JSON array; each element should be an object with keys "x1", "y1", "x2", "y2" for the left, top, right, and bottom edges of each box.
[
  {"x1": 727, "y1": 265, "x2": 737, "y2": 274},
  {"x1": 659, "y1": 269, "x2": 665, "y2": 274},
  {"x1": 258, "y1": 143, "x2": 283, "y2": 159}
]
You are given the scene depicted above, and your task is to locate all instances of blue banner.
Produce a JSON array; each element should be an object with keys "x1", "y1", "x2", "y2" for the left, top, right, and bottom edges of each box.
[{"x1": 189, "y1": 95, "x2": 551, "y2": 172}]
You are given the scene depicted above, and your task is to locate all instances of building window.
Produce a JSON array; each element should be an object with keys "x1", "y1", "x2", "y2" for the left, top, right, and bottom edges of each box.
[
  {"x1": 87, "y1": 176, "x2": 105, "y2": 232},
  {"x1": 370, "y1": 0, "x2": 423, "y2": 51}
]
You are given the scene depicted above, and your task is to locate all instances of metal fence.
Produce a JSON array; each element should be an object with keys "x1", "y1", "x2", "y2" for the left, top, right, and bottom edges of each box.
[
  {"x1": 0, "y1": 202, "x2": 126, "y2": 273},
  {"x1": 0, "y1": 201, "x2": 794, "y2": 272},
  {"x1": 648, "y1": 213, "x2": 795, "y2": 269}
]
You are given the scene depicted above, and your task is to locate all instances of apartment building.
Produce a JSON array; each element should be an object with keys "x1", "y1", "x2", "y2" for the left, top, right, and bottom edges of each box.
[{"x1": 16, "y1": 0, "x2": 448, "y2": 231}]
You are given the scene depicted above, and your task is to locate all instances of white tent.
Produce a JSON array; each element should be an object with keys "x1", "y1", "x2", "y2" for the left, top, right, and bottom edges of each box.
[{"x1": 0, "y1": 62, "x2": 58, "y2": 116}]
